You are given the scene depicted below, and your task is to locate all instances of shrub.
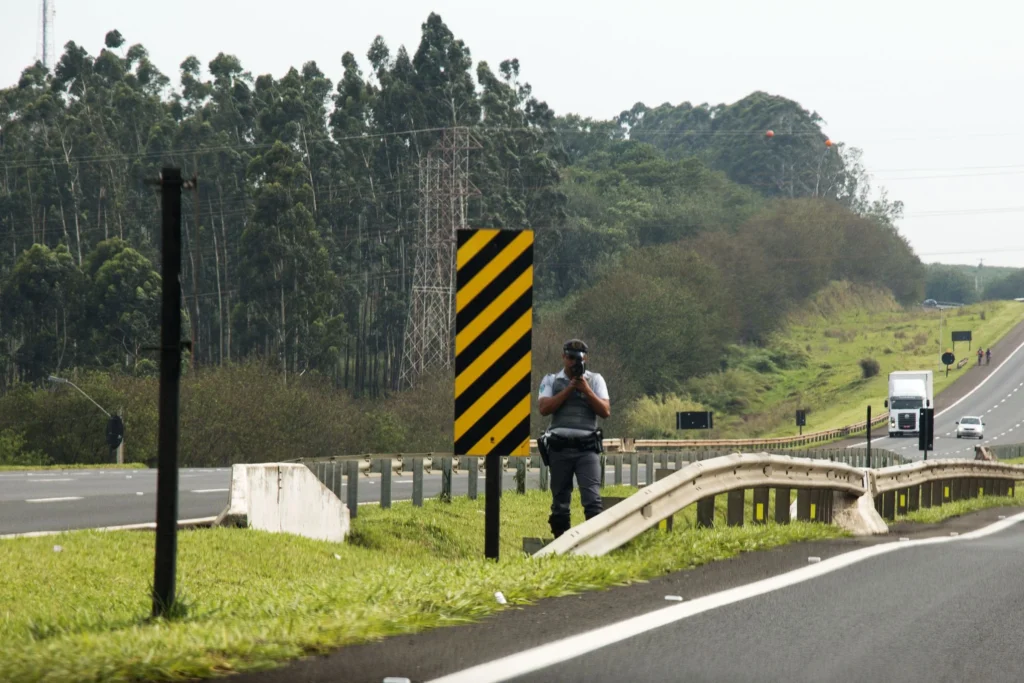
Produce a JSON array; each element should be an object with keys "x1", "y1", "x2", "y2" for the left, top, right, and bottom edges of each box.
[{"x1": 859, "y1": 357, "x2": 881, "y2": 379}]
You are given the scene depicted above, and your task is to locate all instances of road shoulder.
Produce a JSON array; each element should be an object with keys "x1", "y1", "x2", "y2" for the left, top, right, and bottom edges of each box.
[{"x1": 219, "y1": 505, "x2": 1023, "y2": 683}]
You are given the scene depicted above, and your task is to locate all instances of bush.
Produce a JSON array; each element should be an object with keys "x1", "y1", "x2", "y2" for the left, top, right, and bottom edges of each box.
[
  {"x1": 859, "y1": 358, "x2": 881, "y2": 379},
  {"x1": 622, "y1": 393, "x2": 707, "y2": 439}
]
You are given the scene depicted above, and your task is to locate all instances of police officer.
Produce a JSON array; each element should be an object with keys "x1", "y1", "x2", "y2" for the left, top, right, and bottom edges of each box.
[{"x1": 537, "y1": 339, "x2": 611, "y2": 538}]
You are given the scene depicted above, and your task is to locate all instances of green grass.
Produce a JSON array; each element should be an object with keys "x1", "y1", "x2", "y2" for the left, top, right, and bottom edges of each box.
[
  {"x1": 899, "y1": 486, "x2": 1024, "y2": 524},
  {"x1": 0, "y1": 486, "x2": 841, "y2": 682},
  {"x1": 0, "y1": 463, "x2": 146, "y2": 472}
]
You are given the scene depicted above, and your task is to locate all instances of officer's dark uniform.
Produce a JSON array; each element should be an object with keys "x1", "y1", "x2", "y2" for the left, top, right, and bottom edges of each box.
[{"x1": 537, "y1": 340, "x2": 609, "y2": 538}]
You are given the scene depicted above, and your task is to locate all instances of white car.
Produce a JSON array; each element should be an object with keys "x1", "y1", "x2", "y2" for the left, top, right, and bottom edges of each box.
[{"x1": 955, "y1": 416, "x2": 985, "y2": 439}]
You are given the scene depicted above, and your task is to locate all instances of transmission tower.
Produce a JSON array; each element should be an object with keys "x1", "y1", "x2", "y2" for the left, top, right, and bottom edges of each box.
[
  {"x1": 399, "y1": 127, "x2": 481, "y2": 389},
  {"x1": 37, "y1": 0, "x2": 56, "y2": 70}
]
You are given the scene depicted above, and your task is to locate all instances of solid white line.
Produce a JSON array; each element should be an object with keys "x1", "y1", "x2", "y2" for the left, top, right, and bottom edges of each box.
[
  {"x1": 190, "y1": 488, "x2": 228, "y2": 494},
  {"x1": 25, "y1": 497, "x2": 82, "y2": 503},
  {"x1": 425, "y1": 510, "x2": 1024, "y2": 683},
  {"x1": 0, "y1": 516, "x2": 219, "y2": 540},
  {"x1": 849, "y1": 332, "x2": 1024, "y2": 449},
  {"x1": 28, "y1": 478, "x2": 73, "y2": 483}
]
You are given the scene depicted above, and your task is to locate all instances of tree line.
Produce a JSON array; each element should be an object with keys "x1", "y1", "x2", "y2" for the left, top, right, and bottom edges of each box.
[{"x1": 0, "y1": 13, "x2": 948, "y2": 464}]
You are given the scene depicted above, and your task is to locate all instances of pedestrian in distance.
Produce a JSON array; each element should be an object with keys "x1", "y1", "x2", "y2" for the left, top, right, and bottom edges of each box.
[
  {"x1": 978, "y1": 348, "x2": 983, "y2": 366},
  {"x1": 986, "y1": 348, "x2": 991, "y2": 365},
  {"x1": 536, "y1": 339, "x2": 611, "y2": 539}
]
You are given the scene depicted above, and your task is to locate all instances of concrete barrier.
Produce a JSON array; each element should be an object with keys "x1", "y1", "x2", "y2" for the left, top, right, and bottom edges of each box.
[{"x1": 215, "y1": 463, "x2": 350, "y2": 542}]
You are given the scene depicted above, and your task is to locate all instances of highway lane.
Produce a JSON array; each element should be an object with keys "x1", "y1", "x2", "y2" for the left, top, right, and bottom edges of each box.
[
  {"x1": 497, "y1": 513, "x2": 1024, "y2": 683},
  {"x1": 854, "y1": 348, "x2": 1024, "y2": 461},
  {"x1": 0, "y1": 464, "x2": 653, "y2": 535}
]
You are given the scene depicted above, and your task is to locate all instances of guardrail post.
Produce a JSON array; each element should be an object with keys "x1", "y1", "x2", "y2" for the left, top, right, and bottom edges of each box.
[
  {"x1": 775, "y1": 487, "x2": 790, "y2": 523},
  {"x1": 881, "y1": 491, "x2": 896, "y2": 520},
  {"x1": 441, "y1": 456, "x2": 453, "y2": 502},
  {"x1": 412, "y1": 457, "x2": 424, "y2": 507},
  {"x1": 614, "y1": 455, "x2": 623, "y2": 485},
  {"x1": 931, "y1": 480, "x2": 943, "y2": 506},
  {"x1": 727, "y1": 490, "x2": 745, "y2": 527},
  {"x1": 468, "y1": 456, "x2": 479, "y2": 499},
  {"x1": 645, "y1": 453, "x2": 654, "y2": 486},
  {"x1": 381, "y1": 458, "x2": 392, "y2": 509},
  {"x1": 752, "y1": 487, "x2": 769, "y2": 525},
  {"x1": 629, "y1": 453, "x2": 638, "y2": 487},
  {"x1": 696, "y1": 497, "x2": 715, "y2": 528},
  {"x1": 908, "y1": 485, "x2": 920, "y2": 512},
  {"x1": 896, "y1": 489, "x2": 908, "y2": 517},
  {"x1": 515, "y1": 457, "x2": 527, "y2": 494},
  {"x1": 660, "y1": 453, "x2": 668, "y2": 471},
  {"x1": 347, "y1": 460, "x2": 359, "y2": 518},
  {"x1": 796, "y1": 489, "x2": 811, "y2": 521}
]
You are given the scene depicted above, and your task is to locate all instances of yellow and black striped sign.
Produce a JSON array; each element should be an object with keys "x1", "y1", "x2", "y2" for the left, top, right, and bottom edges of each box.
[{"x1": 454, "y1": 228, "x2": 534, "y2": 457}]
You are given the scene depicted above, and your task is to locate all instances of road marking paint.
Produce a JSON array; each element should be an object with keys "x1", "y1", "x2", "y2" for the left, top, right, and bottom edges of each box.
[
  {"x1": 426, "y1": 510, "x2": 1024, "y2": 683},
  {"x1": 28, "y1": 478, "x2": 74, "y2": 483},
  {"x1": 25, "y1": 497, "x2": 83, "y2": 503},
  {"x1": 190, "y1": 488, "x2": 228, "y2": 494}
]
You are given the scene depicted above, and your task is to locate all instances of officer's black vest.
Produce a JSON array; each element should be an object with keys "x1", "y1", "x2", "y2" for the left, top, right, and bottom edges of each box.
[{"x1": 549, "y1": 374, "x2": 599, "y2": 433}]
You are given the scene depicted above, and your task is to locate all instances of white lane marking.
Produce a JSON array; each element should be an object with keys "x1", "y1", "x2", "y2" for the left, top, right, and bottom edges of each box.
[
  {"x1": 25, "y1": 497, "x2": 83, "y2": 503},
  {"x1": 426, "y1": 510, "x2": 1024, "y2": 683},
  {"x1": 0, "y1": 516, "x2": 218, "y2": 540},
  {"x1": 190, "y1": 488, "x2": 229, "y2": 494},
  {"x1": 28, "y1": 478, "x2": 74, "y2": 483}
]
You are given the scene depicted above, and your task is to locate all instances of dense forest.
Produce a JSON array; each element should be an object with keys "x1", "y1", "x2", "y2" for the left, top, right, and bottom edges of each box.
[{"x1": 0, "y1": 12, "x2": 985, "y2": 465}]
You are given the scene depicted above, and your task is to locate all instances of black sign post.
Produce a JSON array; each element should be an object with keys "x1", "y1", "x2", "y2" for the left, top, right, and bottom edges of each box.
[
  {"x1": 796, "y1": 409, "x2": 806, "y2": 435},
  {"x1": 918, "y1": 407, "x2": 934, "y2": 461},
  {"x1": 151, "y1": 168, "x2": 186, "y2": 619},
  {"x1": 676, "y1": 411, "x2": 714, "y2": 431},
  {"x1": 866, "y1": 406, "x2": 872, "y2": 468},
  {"x1": 106, "y1": 414, "x2": 124, "y2": 462},
  {"x1": 941, "y1": 350, "x2": 955, "y2": 377},
  {"x1": 952, "y1": 330, "x2": 972, "y2": 351}
]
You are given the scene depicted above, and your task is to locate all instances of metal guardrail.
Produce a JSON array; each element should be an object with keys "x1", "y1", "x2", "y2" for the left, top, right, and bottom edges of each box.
[
  {"x1": 535, "y1": 453, "x2": 869, "y2": 557},
  {"x1": 300, "y1": 447, "x2": 906, "y2": 517},
  {"x1": 535, "y1": 455, "x2": 1024, "y2": 557}
]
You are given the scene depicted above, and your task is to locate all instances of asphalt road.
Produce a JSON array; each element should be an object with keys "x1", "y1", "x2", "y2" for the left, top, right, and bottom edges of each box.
[
  {"x1": 0, "y1": 464, "x2": 652, "y2": 535},
  {"x1": 227, "y1": 505, "x2": 1024, "y2": 683},
  {"x1": 837, "y1": 316, "x2": 1024, "y2": 457},
  {"x1": 856, "y1": 345, "x2": 1024, "y2": 461}
]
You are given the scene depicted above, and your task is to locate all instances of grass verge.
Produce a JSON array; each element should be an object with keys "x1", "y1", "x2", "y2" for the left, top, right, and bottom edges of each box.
[
  {"x1": 899, "y1": 486, "x2": 1024, "y2": 524},
  {"x1": 0, "y1": 463, "x2": 147, "y2": 472},
  {"x1": 0, "y1": 486, "x2": 841, "y2": 682}
]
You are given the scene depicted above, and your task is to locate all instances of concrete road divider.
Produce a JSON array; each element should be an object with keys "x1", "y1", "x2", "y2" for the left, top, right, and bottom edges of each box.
[{"x1": 215, "y1": 463, "x2": 350, "y2": 542}]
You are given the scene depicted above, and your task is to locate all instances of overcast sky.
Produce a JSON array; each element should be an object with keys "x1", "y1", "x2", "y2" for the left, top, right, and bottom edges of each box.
[{"x1": 3, "y1": 0, "x2": 1023, "y2": 269}]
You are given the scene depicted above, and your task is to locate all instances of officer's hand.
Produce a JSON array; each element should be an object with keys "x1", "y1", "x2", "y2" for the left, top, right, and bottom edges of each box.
[{"x1": 571, "y1": 376, "x2": 591, "y2": 393}]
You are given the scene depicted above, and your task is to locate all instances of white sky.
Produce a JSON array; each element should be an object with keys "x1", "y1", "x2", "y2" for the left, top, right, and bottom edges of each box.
[{"x1": 2, "y1": 0, "x2": 1023, "y2": 268}]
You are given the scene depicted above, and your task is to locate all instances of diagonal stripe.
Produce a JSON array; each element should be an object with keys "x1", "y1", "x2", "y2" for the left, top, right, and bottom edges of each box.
[
  {"x1": 455, "y1": 290, "x2": 531, "y2": 372},
  {"x1": 454, "y1": 375, "x2": 532, "y2": 455},
  {"x1": 456, "y1": 246, "x2": 532, "y2": 330},
  {"x1": 456, "y1": 229, "x2": 499, "y2": 269},
  {"x1": 454, "y1": 354, "x2": 532, "y2": 441},
  {"x1": 456, "y1": 231, "x2": 533, "y2": 314},
  {"x1": 455, "y1": 309, "x2": 532, "y2": 399},
  {"x1": 455, "y1": 268, "x2": 532, "y2": 355},
  {"x1": 457, "y1": 230, "x2": 518, "y2": 289},
  {"x1": 467, "y1": 396, "x2": 531, "y2": 457},
  {"x1": 455, "y1": 331, "x2": 532, "y2": 416},
  {"x1": 489, "y1": 417, "x2": 531, "y2": 457}
]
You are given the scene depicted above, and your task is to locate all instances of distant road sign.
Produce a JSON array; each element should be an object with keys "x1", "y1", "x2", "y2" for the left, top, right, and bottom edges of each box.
[
  {"x1": 106, "y1": 415, "x2": 124, "y2": 449},
  {"x1": 942, "y1": 351, "x2": 955, "y2": 366}
]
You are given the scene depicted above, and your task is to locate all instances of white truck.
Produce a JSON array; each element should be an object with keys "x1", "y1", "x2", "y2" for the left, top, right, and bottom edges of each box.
[{"x1": 884, "y1": 370, "x2": 934, "y2": 437}]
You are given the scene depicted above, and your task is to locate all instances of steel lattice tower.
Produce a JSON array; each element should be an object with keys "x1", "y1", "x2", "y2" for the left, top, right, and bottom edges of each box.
[{"x1": 399, "y1": 127, "x2": 480, "y2": 389}]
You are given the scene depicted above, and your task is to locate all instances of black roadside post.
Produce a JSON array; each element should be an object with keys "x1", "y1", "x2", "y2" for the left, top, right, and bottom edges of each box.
[
  {"x1": 485, "y1": 453, "x2": 500, "y2": 559},
  {"x1": 866, "y1": 405, "x2": 872, "y2": 469},
  {"x1": 152, "y1": 168, "x2": 186, "y2": 618}
]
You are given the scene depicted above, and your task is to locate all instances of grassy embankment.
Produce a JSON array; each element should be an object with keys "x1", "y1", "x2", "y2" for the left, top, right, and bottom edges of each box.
[
  {"x1": 4, "y1": 482, "x2": 1024, "y2": 682},
  {"x1": 625, "y1": 283, "x2": 1024, "y2": 440}
]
